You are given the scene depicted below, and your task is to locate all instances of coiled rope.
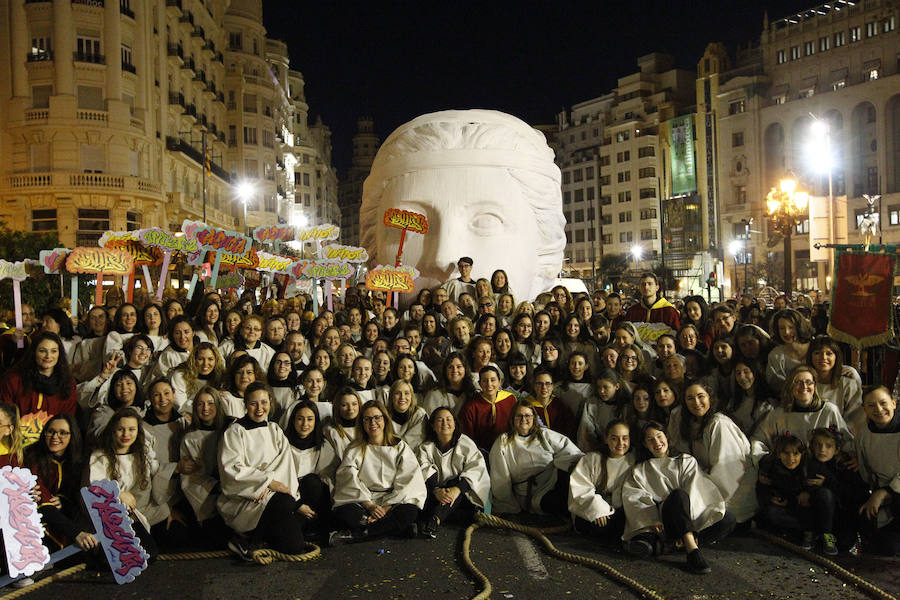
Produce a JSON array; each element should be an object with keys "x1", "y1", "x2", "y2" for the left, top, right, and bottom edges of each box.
[
  {"x1": 465, "y1": 512, "x2": 665, "y2": 600},
  {"x1": 750, "y1": 529, "x2": 897, "y2": 600},
  {"x1": 0, "y1": 564, "x2": 86, "y2": 600}
]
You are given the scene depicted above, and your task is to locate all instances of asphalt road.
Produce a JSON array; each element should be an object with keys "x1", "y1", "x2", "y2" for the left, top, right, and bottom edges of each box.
[{"x1": 10, "y1": 523, "x2": 900, "y2": 600}]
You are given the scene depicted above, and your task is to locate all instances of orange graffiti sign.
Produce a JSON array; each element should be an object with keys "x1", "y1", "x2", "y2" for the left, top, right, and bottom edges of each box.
[
  {"x1": 383, "y1": 209, "x2": 429, "y2": 234},
  {"x1": 66, "y1": 248, "x2": 133, "y2": 275},
  {"x1": 365, "y1": 265, "x2": 420, "y2": 293}
]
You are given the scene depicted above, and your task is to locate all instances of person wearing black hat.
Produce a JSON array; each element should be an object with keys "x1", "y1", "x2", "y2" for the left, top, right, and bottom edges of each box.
[{"x1": 442, "y1": 257, "x2": 476, "y2": 303}]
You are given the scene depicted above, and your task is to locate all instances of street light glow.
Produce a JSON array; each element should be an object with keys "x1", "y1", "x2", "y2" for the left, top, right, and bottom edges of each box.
[
  {"x1": 631, "y1": 245, "x2": 643, "y2": 260},
  {"x1": 728, "y1": 240, "x2": 742, "y2": 256},
  {"x1": 807, "y1": 118, "x2": 832, "y2": 173},
  {"x1": 236, "y1": 180, "x2": 255, "y2": 203}
]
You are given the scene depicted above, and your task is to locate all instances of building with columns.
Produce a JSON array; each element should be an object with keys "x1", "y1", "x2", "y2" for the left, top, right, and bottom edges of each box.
[
  {"x1": 0, "y1": 0, "x2": 336, "y2": 247},
  {"x1": 713, "y1": 0, "x2": 899, "y2": 295}
]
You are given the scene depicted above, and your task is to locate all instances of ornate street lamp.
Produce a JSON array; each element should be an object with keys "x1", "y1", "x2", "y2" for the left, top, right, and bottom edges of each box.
[{"x1": 766, "y1": 178, "x2": 808, "y2": 295}]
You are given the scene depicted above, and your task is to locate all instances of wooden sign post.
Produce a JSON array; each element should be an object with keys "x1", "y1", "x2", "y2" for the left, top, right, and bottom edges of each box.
[{"x1": 383, "y1": 209, "x2": 428, "y2": 307}]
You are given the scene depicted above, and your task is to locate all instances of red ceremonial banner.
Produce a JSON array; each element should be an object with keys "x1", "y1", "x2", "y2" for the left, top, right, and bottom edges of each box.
[{"x1": 828, "y1": 251, "x2": 896, "y2": 348}]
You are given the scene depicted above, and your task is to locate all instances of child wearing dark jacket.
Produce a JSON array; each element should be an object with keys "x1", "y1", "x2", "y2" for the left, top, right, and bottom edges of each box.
[{"x1": 757, "y1": 433, "x2": 838, "y2": 555}]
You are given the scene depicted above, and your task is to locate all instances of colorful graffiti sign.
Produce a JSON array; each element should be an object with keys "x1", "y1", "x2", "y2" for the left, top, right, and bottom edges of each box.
[
  {"x1": 323, "y1": 244, "x2": 368, "y2": 263},
  {"x1": 98, "y1": 231, "x2": 161, "y2": 266},
  {"x1": 256, "y1": 252, "x2": 295, "y2": 275},
  {"x1": 211, "y1": 248, "x2": 259, "y2": 269},
  {"x1": 383, "y1": 209, "x2": 429, "y2": 234},
  {"x1": 252, "y1": 225, "x2": 295, "y2": 244},
  {"x1": 296, "y1": 223, "x2": 340, "y2": 242},
  {"x1": 182, "y1": 220, "x2": 252, "y2": 254},
  {"x1": 0, "y1": 260, "x2": 28, "y2": 282},
  {"x1": 139, "y1": 228, "x2": 203, "y2": 264},
  {"x1": 365, "y1": 265, "x2": 420, "y2": 293},
  {"x1": 0, "y1": 467, "x2": 50, "y2": 578},
  {"x1": 66, "y1": 248, "x2": 133, "y2": 275},
  {"x1": 302, "y1": 261, "x2": 353, "y2": 280},
  {"x1": 38, "y1": 248, "x2": 69, "y2": 275},
  {"x1": 204, "y1": 271, "x2": 244, "y2": 289},
  {"x1": 82, "y1": 479, "x2": 149, "y2": 584}
]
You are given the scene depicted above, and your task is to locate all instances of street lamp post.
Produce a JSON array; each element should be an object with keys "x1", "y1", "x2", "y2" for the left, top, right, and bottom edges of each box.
[
  {"x1": 728, "y1": 239, "x2": 741, "y2": 297},
  {"x1": 808, "y1": 118, "x2": 834, "y2": 292},
  {"x1": 766, "y1": 178, "x2": 809, "y2": 296},
  {"x1": 236, "y1": 181, "x2": 255, "y2": 234}
]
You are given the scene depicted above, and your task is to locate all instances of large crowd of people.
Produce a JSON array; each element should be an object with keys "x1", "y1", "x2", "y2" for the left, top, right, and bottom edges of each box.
[{"x1": 0, "y1": 253, "x2": 897, "y2": 585}]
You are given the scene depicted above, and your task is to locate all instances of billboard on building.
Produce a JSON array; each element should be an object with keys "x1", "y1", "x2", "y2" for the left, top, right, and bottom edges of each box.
[
  {"x1": 669, "y1": 115, "x2": 697, "y2": 196},
  {"x1": 661, "y1": 194, "x2": 702, "y2": 253}
]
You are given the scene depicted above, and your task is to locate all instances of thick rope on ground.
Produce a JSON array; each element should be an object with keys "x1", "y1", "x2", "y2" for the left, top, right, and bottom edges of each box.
[
  {"x1": 159, "y1": 550, "x2": 231, "y2": 560},
  {"x1": 751, "y1": 529, "x2": 897, "y2": 600},
  {"x1": 0, "y1": 563, "x2": 86, "y2": 600},
  {"x1": 159, "y1": 542, "x2": 321, "y2": 565},
  {"x1": 471, "y1": 512, "x2": 665, "y2": 600},
  {"x1": 461, "y1": 521, "x2": 491, "y2": 600}
]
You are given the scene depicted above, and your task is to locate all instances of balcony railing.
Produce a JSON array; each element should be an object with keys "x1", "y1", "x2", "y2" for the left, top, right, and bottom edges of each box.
[
  {"x1": 27, "y1": 51, "x2": 53, "y2": 62},
  {"x1": 73, "y1": 52, "x2": 105, "y2": 64},
  {"x1": 122, "y1": 62, "x2": 136, "y2": 74},
  {"x1": 165, "y1": 0, "x2": 181, "y2": 10},
  {"x1": 120, "y1": 4, "x2": 134, "y2": 18},
  {"x1": 165, "y1": 136, "x2": 231, "y2": 182},
  {"x1": 168, "y1": 92, "x2": 185, "y2": 106},
  {"x1": 72, "y1": 0, "x2": 104, "y2": 6},
  {"x1": 1, "y1": 172, "x2": 160, "y2": 195}
]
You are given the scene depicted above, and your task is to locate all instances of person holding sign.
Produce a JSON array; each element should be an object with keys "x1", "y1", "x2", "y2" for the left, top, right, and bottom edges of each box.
[
  {"x1": 0, "y1": 303, "x2": 36, "y2": 371},
  {"x1": 26, "y1": 415, "x2": 99, "y2": 552},
  {"x1": 0, "y1": 332, "x2": 77, "y2": 433},
  {"x1": 623, "y1": 273, "x2": 680, "y2": 332}
]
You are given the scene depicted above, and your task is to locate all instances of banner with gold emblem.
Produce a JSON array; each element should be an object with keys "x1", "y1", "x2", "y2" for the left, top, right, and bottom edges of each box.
[{"x1": 828, "y1": 249, "x2": 896, "y2": 348}]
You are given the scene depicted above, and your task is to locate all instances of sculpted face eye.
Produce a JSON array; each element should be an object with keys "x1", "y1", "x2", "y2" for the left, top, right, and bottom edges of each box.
[{"x1": 470, "y1": 211, "x2": 504, "y2": 235}]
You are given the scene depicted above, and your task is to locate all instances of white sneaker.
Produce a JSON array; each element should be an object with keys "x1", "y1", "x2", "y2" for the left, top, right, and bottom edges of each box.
[{"x1": 12, "y1": 577, "x2": 34, "y2": 588}]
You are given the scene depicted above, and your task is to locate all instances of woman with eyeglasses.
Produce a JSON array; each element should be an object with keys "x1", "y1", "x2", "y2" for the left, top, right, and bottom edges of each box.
[
  {"x1": 665, "y1": 381, "x2": 758, "y2": 525},
  {"x1": 330, "y1": 400, "x2": 427, "y2": 544},
  {"x1": 218, "y1": 314, "x2": 275, "y2": 370},
  {"x1": 26, "y1": 415, "x2": 99, "y2": 553},
  {"x1": 526, "y1": 368, "x2": 577, "y2": 440},
  {"x1": 266, "y1": 351, "x2": 300, "y2": 423},
  {"x1": 489, "y1": 400, "x2": 583, "y2": 516},
  {"x1": 752, "y1": 365, "x2": 852, "y2": 455}
]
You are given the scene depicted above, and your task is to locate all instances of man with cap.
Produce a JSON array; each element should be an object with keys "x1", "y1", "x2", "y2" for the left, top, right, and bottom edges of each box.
[{"x1": 442, "y1": 257, "x2": 476, "y2": 303}]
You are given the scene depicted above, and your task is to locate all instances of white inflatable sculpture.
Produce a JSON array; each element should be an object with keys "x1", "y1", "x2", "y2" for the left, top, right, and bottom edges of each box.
[{"x1": 360, "y1": 110, "x2": 566, "y2": 301}]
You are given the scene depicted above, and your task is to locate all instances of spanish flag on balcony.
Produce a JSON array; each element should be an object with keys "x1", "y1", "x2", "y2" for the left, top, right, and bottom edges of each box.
[{"x1": 828, "y1": 248, "x2": 897, "y2": 349}]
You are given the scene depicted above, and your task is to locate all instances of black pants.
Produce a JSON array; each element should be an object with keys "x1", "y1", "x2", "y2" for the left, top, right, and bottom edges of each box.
[
  {"x1": 759, "y1": 486, "x2": 838, "y2": 535},
  {"x1": 574, "y1": 511, "x2": 626, "y2": 542},
  {"x1": 661, "y1": 489, "x2": 736, "y2": 545},
  {"x1": 299, "y1": 473, "x2": 332, "y2": 531},
  {"x1": 333, "y1": 502, "x2": 419, "y2": 539},
  {"x1": 538, "y1": 470, "x2": 571, "y2": 517},
  {"x1": 422, "y1": 477, "x2": 478, "y2": 525},
  {"x1": 133, "y1": 519, "x2": 159, "y2": 562},
  {"x1": 251, "y1": 492, "x2": 306, "y2": 554}
]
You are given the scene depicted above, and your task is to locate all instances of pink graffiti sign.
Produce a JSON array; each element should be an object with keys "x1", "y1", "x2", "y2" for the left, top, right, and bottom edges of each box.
[
  {"x1": 82, "y1": 479, "x2": 149, "y2": 584},
  {"x1": 0, "y1": 467, "x2": 50, "y2": 578},
  {"x1": 182, "y1": 220, "x2": 251, "y2": 254}
]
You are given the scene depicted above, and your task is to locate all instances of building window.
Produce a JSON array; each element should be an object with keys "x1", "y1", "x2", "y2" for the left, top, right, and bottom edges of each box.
[
  {"x1": 617, "y1": 171, "x2": 631, "y2": 183},
  {"x1": 616, "y1": 151, "x2": 630, "y2": 163},
  {"x1": 121, "y1": 45, "x2": 134, "y2": 72},
  {"x1": 615, "y1": 131, "x2": 630, "y2": 142},
  {"x1": 601, "y1": 234, "x2": 612, "y2": 244},
  {"x1": 601, "y1": 214, "x2": 612, "y2": 226},
  {"x1": 263, "y1": 130, "x2": 275, "y2": 148},
  {"x1": 243, "y1": 94, "x2": 256, "y2": 113},
  {"x1": 889, "y1": 205, "x2": 900, "y2": 226},
  {"x1": 832, "y1": 79, "x2": 846, "y2": 91},
  {"x1": 637, "y1": 146, "x2": 655, "y2": 158},
  {"x1": 242, "y1": 127, "x2": 257, "y2": 145},
  {"x1": 574, "y1": 189, "x2": 584, "y2": 203},
  {"x1": 574, "y1": 230, "x2": 585, "y2": 243},
  {"x1": 790, "y1": 46, "x2": 801, "y2": 60},
  {"x1": 774, "y1": 95, "x2": 786, "y2": 105},
  {"x1": 574, "y1": 209, "x2": 584, "y2": 221},
  {"x1": 866, "y1": 21, "x2": 878, "y2": 38},
  {"x1": 735, "y1": 185, "x2": 747, "y2": 205},
  {"x1": 728, "y1": 100, "x2": 745, "y2": 115},
  {"x1": 617, "y1": 191, "x2": 631, "y2": 203},
  {"x1": 573, "y1": 169, "x2": 583, "y2": 182},
  {"x1": 302, "y1": 173, "x2": 310, "y2": 186},
  {"x1": 600, "y1": 195, "x2": 612, "y2": 206},
  {"x1": 618, "y1": 211, "x2": 632, "y2": 223},
  {"x1": 866, "y1": 69, "x2": 879, "y2": 81},
  {"x1": 799, "y1": 88, "x2": 814, "y2": 99},
  {"x1": 585, "y1": 166, "x2": 594, "y2": 179},
  {"x1": 849, "y1": 26, "x2": 861, "y2": 43},
  {"x1": 29, "y1": 36, "x2": 52, "y2": 61},
  {"x1": 804, "y1": 41, "x2": 815, "y2": 56},
  {"x1": 563, "y1": 191, "x2": 571, "y2": 204},
  {"x1": 638, "y1": 166, "x2": 655, "y2": 178},
  {"x1": 639, "y1": 188, "x2": 656, "y2": 199},
  {"x1": 126, "y1": 211, "x2": 141, "y2": 231},
  {"x1": 586, "y1": 187, "x2": 595, "y2": 201},
  {"x1": 243, "y1": 159, "x2": 258, "y2": 178},
  {"x1": 77, "y1": 209, "x2": 110, "y2": 246},
  {"x1": 228, "y1": 32, "x2": 242, "y2": 50},
  {"x1": 81, "y1": 144, "x2": 104, "y2": 173},
  {"x1": 619, "y1": 231, "x2": 633, "y2": 243},
  {"x1": 834, "y1": 31, "x2": 845, "y2": 47},
  {"x1": 884, "y1": 16, "x2": 896, "y2": 33},
  {"x1": 599, "y1": 155, "x2": 610, "y2": 166},
  {"x1": 777, "y1": 49, "x2": 786, "y2": 64},
  {"x1": 75, "y1": 36, "x2": 102, "y2": 62},
  {"x1": 588, "y1": 228, "x2": 596, "y2": 242},
  {"x1": 562, "y1": 171, "x2": 571, "y2": 184},
  {"x1": 640, "y1": 208, "x2": 657, "y2": 220},
  {"x1": 732, "y1": 132, "x2": 744, "y2": 147},
  {"x1": 31, "y1": 209, "x2": 57, "y2": 232},
  {"x1": 819, "y1": 36, "x2": 830, "y2": 52},
  {"x1": 641, "y1": 229, "x2": 657, "y2": 240}
]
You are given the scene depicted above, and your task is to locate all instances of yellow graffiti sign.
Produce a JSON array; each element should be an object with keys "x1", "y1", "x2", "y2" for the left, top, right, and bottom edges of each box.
[
  {"x1": 384, "y1": 208, "x2": 429, "y2": 234},
  {"x1": 66, "y1": 247, "x2": 134, "y2": 275},
  {"x1": 366, "y1": 265, "x2": 419, "y2": 293},
  {"x1": 296, "y1": 223, "x2": 340, "y2": 242},
  {"x1": 323, "y1": 244, "x2": 369, "y2": 263}
]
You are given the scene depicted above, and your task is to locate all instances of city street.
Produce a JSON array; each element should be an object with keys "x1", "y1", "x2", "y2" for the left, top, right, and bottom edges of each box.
[{"x1": 16, "y1": 522, "x2": 900, "y2": 600}]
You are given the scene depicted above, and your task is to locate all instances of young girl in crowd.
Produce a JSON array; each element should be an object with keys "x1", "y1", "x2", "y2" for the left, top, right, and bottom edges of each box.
[
  {"x1": 807, "y1": 336, "x2": 864, "y2": 434},
  {"x1": 578, "y1": 369, "x2": 627, "y2": 452},
  {"x1": 324, "y1": 387, "x2": 361, "y2": 460},
  {"x1": 527, "y1": 368, "x2": 577, "y2": 440},
  {"x1": 726, "y1": 360, "x2": 775, "y2": 439},
  {"x1": 558, "y1": 351, "x2": 595, "y2": 415},
  {"x1": 349, "y1": 356, "x2": 377, "y2": 404},
  {"x1": 266, "y1": 351, "x2": 300, "y2": 421},
  {"x1": 170, "y1": 342, "x2": 225, "y2": 414},
  {"x1": 503, "y1": 351, "x2": 532, "y2": 398},
  {"x1": 569, "y1": 420, "x2": 635, "y2": 542},
  {"x1": 219, "y1": 355, "x2": 266, "y2": 418},
  {"x1": 285, "y1": 400, "x2": 336, "y2": 540},
  {"x1": 416, "y1": 408, "x2": 490, "y2": 538},
  {"x1": 387, "y1": 379, "x2": 428, "y2": 452},
  {"x1": 422, "y1": 353, "x2": 472, "y2": 417},
  {"x1": 489, "y1": 400, "x2": 583, "y2": 516}
]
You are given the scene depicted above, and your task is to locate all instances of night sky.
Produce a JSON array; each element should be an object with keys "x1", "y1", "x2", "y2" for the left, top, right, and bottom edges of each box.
[{"x1": 263, "y1": 0, "x2": 817, "y2": 171}]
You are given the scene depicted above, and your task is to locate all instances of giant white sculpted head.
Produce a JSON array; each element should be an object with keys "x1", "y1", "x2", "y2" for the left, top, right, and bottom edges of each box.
[{"x1": 360, "y1": 110, "x2": 566, "y2": 301}]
